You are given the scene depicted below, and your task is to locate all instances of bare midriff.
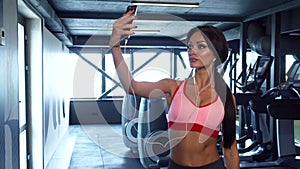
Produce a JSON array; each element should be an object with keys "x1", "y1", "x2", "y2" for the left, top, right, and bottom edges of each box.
[{"x1": 169, "y1": 130, "x2": 220, "y2": 167}]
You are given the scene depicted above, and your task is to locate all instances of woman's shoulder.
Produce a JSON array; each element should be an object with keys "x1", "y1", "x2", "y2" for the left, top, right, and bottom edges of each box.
[
  {"x1": 158, "y1": 79, "x2": 184, "y2": 101},
  {"x1": 160, "y1": 78, "x2": 184, "y2": 88}
]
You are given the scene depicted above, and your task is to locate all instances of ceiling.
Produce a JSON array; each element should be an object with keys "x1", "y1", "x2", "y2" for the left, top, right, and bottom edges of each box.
[{"x1": 23, "y1": 0, "x2": 300, "y2": 49}]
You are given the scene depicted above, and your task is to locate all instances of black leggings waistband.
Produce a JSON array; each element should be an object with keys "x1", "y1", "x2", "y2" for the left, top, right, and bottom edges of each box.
[{"x1": 168, "y1": 158, "x2": 226, "y2": 169}]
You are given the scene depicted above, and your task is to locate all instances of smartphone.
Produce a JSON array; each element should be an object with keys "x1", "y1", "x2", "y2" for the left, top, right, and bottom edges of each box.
[
  {"x1": 124, "y1": 5, "x2": 138, "y2": 42},
  {"x1": 125, "y1": 5, "x2": 138, "y2": 15}
]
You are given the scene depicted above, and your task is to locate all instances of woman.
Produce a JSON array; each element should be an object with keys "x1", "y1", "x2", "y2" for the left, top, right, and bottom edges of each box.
[{"x1": 109, "y1": 10, "x2": 240, "y2": 169}]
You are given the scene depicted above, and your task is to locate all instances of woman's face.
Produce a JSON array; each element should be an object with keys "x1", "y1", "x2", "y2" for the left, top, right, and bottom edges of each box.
[{"x1": 187, "y1": 31, "x2": 215, "y2": 69}]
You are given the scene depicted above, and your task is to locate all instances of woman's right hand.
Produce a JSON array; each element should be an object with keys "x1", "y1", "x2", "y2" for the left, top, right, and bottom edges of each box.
[{"x1": 109, "y1": 11, "x2": 137, "y2": 48}]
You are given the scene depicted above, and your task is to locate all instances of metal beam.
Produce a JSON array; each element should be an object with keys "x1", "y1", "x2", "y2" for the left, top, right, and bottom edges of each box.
[
  {"x1": 58, "y1": 11, "x2": 243, "y2": 22},
  {"x1": 244, "y1": 0, "x2": 300, "y2": 22},
  {"x1": 72, "y1": 35, "x2": 186, "y2": 47},
  {"x1": 238, "y1": 22, "x2": 248, "y2": 94},
  {"x1": 26, "y1": 0, "x2": 73, "y2": 45},
  {"x1": 270, "y1": 13, "x2": 283, "y2": 87}
]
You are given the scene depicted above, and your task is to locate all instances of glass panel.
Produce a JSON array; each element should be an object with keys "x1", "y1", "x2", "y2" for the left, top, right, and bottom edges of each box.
[
  {"x1": 104, "y1": 53, "x2": 129, "y2": 97},
  {"x1": 72, "y1": 53, "x2": 102, "y2": 98},
  {"x1": 177, "y1": 51, "x2": 192, "y2": 80},
  {"x1": 285, "y1": 55, "x2": 300, "y2": 146},
  {"x1": 18, "y1": 23, "x2": 27, "y2": 169},
  {"x1": 20, "y1": 131, "x2": 27, "y2": 169},
  {"x1": 132, "y1": 49, "x2": 171, "y2": 82},
  {"x1": 18, "y1": 23, "x2": 26, "y2": 128},
  {"x1": 245, "y1": 51, "x2": 259, "y2": 86},
  {"x1": 285, "y1": 54, "x2": 296, "y2": 80},
  {"x1": 295, "y1": 120, "x2": 300, "y2": 145}
]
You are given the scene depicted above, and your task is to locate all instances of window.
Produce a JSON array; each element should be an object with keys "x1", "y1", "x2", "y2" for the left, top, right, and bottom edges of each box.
[
  {"x1": 104, "y1": 49, "x2": 174, "y2": 97},
  {"x1": 178, "y1": 51, "x2": 193, "y2": 80},
  {"x1": 104, "y1": 53, "x2": 129, "y2": 97},
  {"x1": 71, "y1": 53, "x2": 102, "y2": 98},
  {"x1": 222, "y1": 50, "x2": 260, "y2": 93},
  {"x1": 285, "y1": 55, "x2": 300, "y2": 145},
  {"x1": 285, "y1": 54, "x2": 296, "y2": 80}
]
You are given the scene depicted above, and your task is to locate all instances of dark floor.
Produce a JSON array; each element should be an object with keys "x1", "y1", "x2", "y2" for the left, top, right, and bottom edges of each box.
[
  {"x1": 47, "y1": 124, "x2": 163, "y2": 169},
  {"x1": 46, "y1": 124, "x2": 298, "y2": 169},
  {"x1": 69, "y1": 124, "x2": 146, "y2": 169}
]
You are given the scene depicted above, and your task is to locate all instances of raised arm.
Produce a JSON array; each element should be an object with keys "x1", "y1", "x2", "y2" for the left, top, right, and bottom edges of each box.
[{"x1": 109, "y1": 11, "x2": 174, "y2": 99}]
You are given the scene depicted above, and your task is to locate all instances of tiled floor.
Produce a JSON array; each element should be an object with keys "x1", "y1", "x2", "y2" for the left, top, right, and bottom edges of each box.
[
  {"x1": 47, "y1": 124, "x2": 162, "y2": 169},
  {"x1": 46, "y1": 126, "x2": 77, "y2": 169},
  {"x1": 46, "y1": 124, "x2": 298, "y2": 169}
]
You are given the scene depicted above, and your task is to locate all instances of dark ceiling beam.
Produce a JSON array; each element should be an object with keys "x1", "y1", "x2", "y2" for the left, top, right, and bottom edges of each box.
[
  {"x1": 243, "y1": 0, "x2": 300, "y2": 22},
  {"x1": 57, "y1": 12, "x2": 123, "y2": 20},
  {"x1": 70, "y1": 21, "x2": 240, "y2": 48},
  {"x1": 57, "y1": 11, "x2": 243, "y2": 22},
  {"x1": 62, "y1": 0, "x2": 130, "y2": 2},
  {"x1": 72, "y1": 35, "x2": 186, "y2": 47},
  {"x1": 71, "y1": 30, "x2": 240, "y2": 49}
]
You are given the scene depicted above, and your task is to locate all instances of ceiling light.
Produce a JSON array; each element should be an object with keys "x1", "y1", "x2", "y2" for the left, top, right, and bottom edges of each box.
[
  {"x1": 134, "y1": 29, "x2": 161, "y2": 33},
  {"x1": 131, "y1": 1, "x2": 199, "y2": 8}
]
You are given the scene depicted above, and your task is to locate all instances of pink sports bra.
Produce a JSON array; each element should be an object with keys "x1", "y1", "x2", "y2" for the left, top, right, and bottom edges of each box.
[{"x1": 168, "y1": 80, "x2": 225, "y2": 138}]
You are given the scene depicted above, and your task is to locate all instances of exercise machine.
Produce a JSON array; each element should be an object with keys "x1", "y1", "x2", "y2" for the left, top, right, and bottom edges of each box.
[
  {"x1": 240, "y1": 60, "x2": 300, "y2": 168},
  {"x1": 137, "y1": 97, "x2": 170, "y2": 169},
  {"x1": 122, "y1": 94, "x2": 142, "y2": 154},
  {"x1": 267, "y1": 99, "x2": 300, "y2": 169},
  {"x1": 122, "y1": 95, "x2": 170, "y2": 168},
  {"x1": 233, "y1": 55, "x2": 273, "y2": 140},
  {"x1": 233, "y1": 55, "x2": 273, "y2": 94},
  {"x1": 232, "y1": 56, "x2": 274, "y2": 162}
]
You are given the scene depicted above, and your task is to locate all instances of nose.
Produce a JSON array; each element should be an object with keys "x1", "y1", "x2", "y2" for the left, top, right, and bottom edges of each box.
[
  {"x1": 187, "y1": 43, "x2": 198, "y2": 54},
  {"x1": 188, "y1": 46, "x2": 196, "y2": 55}
]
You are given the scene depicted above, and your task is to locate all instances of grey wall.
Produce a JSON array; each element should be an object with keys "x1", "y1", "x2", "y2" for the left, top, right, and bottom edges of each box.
[
  {"x1": 0, "y1": 0, "x2": 19, "y2": 169},
  {"x1": 0, "y1": 0, "x2": 72, "y2": 168},
  {"x1": 43, "y1": 27, "x2": 70, "y2": 167}
]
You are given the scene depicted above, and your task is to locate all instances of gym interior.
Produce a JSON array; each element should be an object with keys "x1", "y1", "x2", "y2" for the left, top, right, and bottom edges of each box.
[{"x1": 1, "y1": 0, "x2": 300, "y2": 169}]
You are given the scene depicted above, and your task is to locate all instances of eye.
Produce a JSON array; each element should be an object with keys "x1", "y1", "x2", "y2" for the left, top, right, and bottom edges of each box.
[
  {"x1": 197, "y1": 43, "x2": 206, "y2": 49},
  {"x1": 187, "y1": 42, "x2": 207, "y2": 50}
]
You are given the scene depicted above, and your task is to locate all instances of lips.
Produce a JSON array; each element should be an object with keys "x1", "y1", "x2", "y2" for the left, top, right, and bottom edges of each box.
[{"x1": 189, "y1": 57, "x2": 198, "y2": 62}]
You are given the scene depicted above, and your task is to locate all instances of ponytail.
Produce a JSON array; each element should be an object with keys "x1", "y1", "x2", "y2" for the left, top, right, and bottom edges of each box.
[{"x1": 215, "y1": 70, "x2": 236, "y2": 149}]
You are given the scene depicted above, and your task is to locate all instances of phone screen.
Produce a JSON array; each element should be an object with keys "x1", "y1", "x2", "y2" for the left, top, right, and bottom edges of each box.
[{"x1": 126, "y1": 5, "x2": 138, "y2": 15}]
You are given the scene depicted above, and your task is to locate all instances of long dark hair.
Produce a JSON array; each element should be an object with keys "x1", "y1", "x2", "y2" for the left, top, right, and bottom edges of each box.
[{"x1": 187, "y1": 25, "x2": 236, "y2": 149}]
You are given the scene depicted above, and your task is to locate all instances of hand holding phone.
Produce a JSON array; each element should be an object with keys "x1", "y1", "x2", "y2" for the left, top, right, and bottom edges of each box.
[
  {"x1": 125, "y1": 5, "x2": 138, "y2": 16},
  {"x1": 124, "y1": 5, "x2": 138, "y2": 43}
]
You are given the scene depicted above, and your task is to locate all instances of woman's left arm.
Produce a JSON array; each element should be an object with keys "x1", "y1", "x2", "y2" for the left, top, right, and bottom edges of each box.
[
  {"x1": 223, "y1": 94, "x2": 240, "y2": 169},
  {"x1": 223, "y1": 139, "x2": 240, "y2": 169}
]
